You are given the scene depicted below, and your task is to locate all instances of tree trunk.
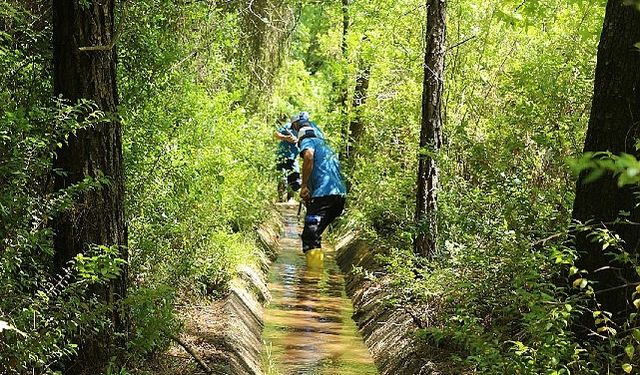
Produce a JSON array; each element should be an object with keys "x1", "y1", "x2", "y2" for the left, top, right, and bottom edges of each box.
[
  {"x1": 341, "y1": 0, "x2": 349, "y2": 57},
  {"x1": 415, "y1": 0, "x2": 446, "y2": 257},
  {"x1": 339, "y1": 0, "x2": 350, "y2": 155},
  {"x1": 240, "y1": 0, "x2": 295, "y2": 102},
  {"x1": 346, "y1": 61, "x2": 370, "y2": 159},
  {"x1": 572, "y1": 0, "x2": 640, "y2": 328},
  {"x1": 52, "y1": 0, "x2": 128, "y2": 371},
  {"x1": 348, "y1": 65, "x2": 371, "y2": 151}
]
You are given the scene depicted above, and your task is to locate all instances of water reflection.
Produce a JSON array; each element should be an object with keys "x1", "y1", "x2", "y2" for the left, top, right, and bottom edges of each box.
[{"x1": 263, "y1": 205, "x2": 378, "y2": 375}]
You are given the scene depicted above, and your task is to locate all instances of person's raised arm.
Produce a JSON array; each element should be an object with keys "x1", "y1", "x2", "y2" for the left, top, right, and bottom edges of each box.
[
  {"x1": 274, "y1": 131, "x2": 297, "y2": 143},
  {"x1": 300, "y1": 148, "x2": 314, "y2": 202}
]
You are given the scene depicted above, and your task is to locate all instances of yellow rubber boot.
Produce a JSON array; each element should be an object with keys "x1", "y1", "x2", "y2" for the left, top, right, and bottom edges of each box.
[{"x1": 305, "y1": 248, "x2": 324, "y2": 271}]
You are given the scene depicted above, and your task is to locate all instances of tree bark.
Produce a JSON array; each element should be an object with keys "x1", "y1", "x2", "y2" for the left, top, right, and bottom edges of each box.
[
  {"x1": 348, "y1": 65, "x2": 370, "y2": 146},
  {"x1": 572, "y1": 0, "x2": 640, "y2": 328},
  {"x1": 341, "y1": 0, "x2": 349, "y2": 57},
  {"x1": 53, "y1": 0, "x2": 128, "y2": 371},
  {"x1": 415, "y1": 0, "x2": 446, "y2": 257},
  {"x1": 345, "y1": 60, "x2": 370, "y2": 161},
  {"x1": 339, "y1": 0, "x2": 350, "y2": 155},
  {"x1": 241, "y1": 0, "x2": 295, "y2": 97}
]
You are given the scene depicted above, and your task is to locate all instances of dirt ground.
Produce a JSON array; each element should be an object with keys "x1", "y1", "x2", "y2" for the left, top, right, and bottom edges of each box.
[{"x1": 140, "y1": 300, "x2": 232, "y2": 375}]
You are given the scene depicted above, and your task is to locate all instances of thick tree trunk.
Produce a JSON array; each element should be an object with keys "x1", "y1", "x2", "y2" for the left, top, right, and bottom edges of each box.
[
  {"x1": 53, "y1": 0, "x2": 127, "y2": 371},
  {"x1": 572, "y1": 0, "x2": 640, "y2": 328},
  {"x1": 415, "y1": 0, "x2": 446, "y2": 257}
]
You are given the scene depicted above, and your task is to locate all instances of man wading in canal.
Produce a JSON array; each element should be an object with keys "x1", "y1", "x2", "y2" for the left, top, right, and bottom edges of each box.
[{"x1": 291, "y1": 115, "x2": 347, "y2": 269}]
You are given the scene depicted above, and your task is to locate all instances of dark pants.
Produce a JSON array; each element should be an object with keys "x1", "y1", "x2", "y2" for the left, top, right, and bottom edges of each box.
[
  {"x1": 302, "y1": 195, "x2": 346, "y2": 252},
  {"x1": 277, "y1": 158, "x2": 301, "y2": 192}
]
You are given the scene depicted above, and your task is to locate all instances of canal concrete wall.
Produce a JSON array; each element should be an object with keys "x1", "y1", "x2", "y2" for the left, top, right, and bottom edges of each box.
[
  {"x1": 213, "y1": 215, "x2": 281, "y2": 375},
  {"x1": 144, "y1": 210, "x2": 282, "y2": 375},
  {"x1": 334, "y1": 234, "x2": 447, "y2": 375},
  {"x1": 160, "y1": 210, "x2": 281, "y2": 375}
]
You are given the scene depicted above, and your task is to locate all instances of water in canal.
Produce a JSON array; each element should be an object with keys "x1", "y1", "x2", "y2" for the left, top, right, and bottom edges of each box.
[{"x1": 263, "y1": 203, "x2": 378, "y2": 375}]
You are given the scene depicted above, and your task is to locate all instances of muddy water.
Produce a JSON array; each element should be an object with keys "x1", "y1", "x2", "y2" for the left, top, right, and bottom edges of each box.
[{"x1": 263, "y1": 203, "x2": 378, "y2": 375}]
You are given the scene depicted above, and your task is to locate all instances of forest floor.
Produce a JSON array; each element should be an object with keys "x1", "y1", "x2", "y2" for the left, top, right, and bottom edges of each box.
[{"x1": 142, "y1": 300, "x2": 229, "y2": 374}]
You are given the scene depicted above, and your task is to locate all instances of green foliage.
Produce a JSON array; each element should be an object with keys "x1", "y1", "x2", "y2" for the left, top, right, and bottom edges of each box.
[
  {"x1": 3, "y1": 0, "x2": 639, "y2": 373},
  {"x1": 1, "y1": 0, "x2": 281, "y2": 372},
  {"x1": 572, "y1": 151, "x2": 640, "y2": 187},
  {"x1": 565, "y1": 222, "x2": 640, "y2": 373},
  {"x1": 115, "y1": 0, "x2": 282, "y2": 368},
  {"x1": 0, "y1": 42, "x2": 120, "y2": 371},
  {"x1": 125, "y1": 286, "x2": 177, "y2": 356},
  {"x1": 0, "y1": 243, "x2": 128, "y2": 374},
  {"x1": 119, "y1": 0, "x2": 276, "y2": 300},
  {"x1": 275, "y1": 0, "x2": 635, "y2": 373},
  {"x1": 75, "y1": 245, "x2": 127, "y2": 282}
]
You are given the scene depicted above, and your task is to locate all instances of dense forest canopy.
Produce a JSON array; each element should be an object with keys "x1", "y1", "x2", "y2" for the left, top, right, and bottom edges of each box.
[{"x1": 5, "y1": 0, "x2": 640, "y2": 373}]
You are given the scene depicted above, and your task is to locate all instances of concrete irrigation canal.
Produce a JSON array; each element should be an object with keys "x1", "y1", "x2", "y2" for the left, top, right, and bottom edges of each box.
[{"x1": 262, "y1": 203, "x2": 378, "y2": 375}]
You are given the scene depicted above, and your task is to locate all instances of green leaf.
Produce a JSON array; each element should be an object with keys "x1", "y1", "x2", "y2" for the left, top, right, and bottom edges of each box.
[
  {"x1": 623, "y1": 363, "x2": 632, "y2": 374},
  {"x1": 626, "y1": 345, "x2": 635, "y2": 360},
  {"x1": 583, "y1": 168, "x2": 605, "y2": 184},
  {"x1": 633, "y1": 329, "x2": 640, "y2": 342},
  {"x1": 573, "y1": 278, "x2": 588, "y2": 289}
]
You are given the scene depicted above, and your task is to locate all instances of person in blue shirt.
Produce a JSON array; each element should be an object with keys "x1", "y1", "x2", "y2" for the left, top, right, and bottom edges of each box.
[
  {"x1": 274, "y1": 114, "x2": 301, "y2": 201},
  {"x1": 291, "y1": 117, "x2": 346, "y2": 267}
]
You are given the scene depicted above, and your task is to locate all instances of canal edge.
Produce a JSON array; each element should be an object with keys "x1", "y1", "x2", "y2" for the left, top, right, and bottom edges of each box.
[
  {"x1": 213, "y1": 207, "x2": 283, "y2": 374},
  {"x1": 334, "y1": 234, "x2": 446, "y2": 375}
]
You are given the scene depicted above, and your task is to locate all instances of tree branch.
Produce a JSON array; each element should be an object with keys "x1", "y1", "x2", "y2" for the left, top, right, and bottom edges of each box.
[
  {"x1": 167, "y1": 332, "x2": 213, "y2": 374},
  {"x1": 78, "y1": 0, "x2": 129, "y2": 52},
  {"x1": 446, "y1": 35, "x2": 477, "y2": 52}
]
